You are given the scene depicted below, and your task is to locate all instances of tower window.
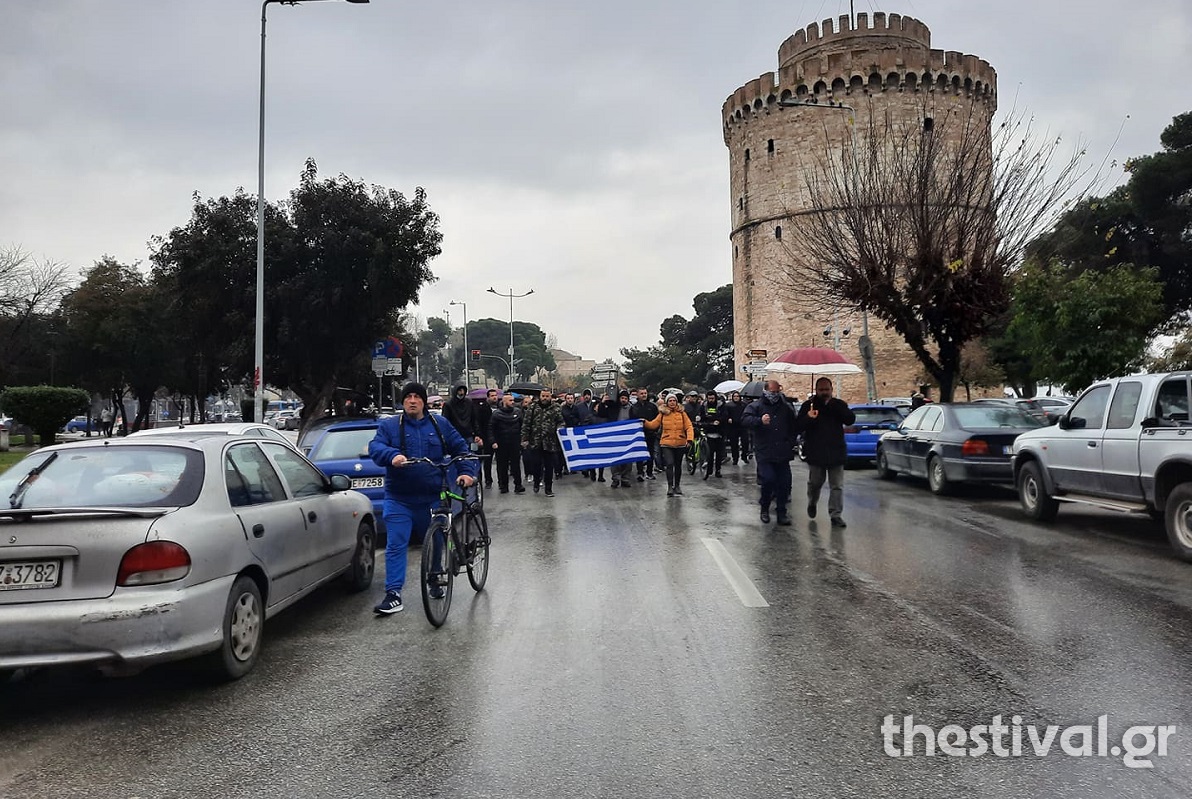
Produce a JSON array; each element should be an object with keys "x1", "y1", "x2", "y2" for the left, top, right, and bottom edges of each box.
[
  {"x1": 775, "y1": 225, "x2": 782, "y2": 240},
  {"x1": 738, "y1": 197, "x2": 744, "y2": 210},
  {"x1": 745, "y1": 148, "x2": 750, "y2": 162},
  {"x1": 734, "y1": 246, "x2": 739, "y2": 259},
  {"x1": 767, "y1": 139, "x2": 775, "y2": 154},
  {"x1": 923, "y1": 116, "x2": 934, "y2": 133}
]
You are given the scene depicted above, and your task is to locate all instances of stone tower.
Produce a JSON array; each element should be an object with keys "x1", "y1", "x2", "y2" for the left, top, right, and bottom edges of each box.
[{"x1": 722, "y1": 12, "x2": 997, "y2": 400}]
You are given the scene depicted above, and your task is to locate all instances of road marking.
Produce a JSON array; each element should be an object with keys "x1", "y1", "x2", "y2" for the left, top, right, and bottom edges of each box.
[{"x1": 701, "y1": 538, "x2": 769, "y2": 607}]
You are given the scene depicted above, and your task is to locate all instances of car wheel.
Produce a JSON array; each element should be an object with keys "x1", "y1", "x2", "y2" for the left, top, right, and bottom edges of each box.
[
  {"x1": 344, "y1": 521, "x2": 376, "y2": 593},
  {"x1": 1164, "y1": 483, "x2": 1192, "y2": 562},
  {"x1": 202, "y1": 575, "x2": 263, "y2": 681},
  {"x1": 1017, "y1": 460, "x2": 1059, "y2": 522},
  {"x1": 927, "y1": 455, "x2": 951, "y2": 495},
  {"x1": 875, "y1": 447, "x2": 896, "y2": 480}
]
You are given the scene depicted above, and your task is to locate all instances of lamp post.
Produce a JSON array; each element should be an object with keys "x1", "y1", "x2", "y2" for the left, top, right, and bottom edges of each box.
[
  {"x1": 449, "y1": 300, "x2": 469, "y2": 387},
  {"x1": 255, "y1": 0, "x2": 369, "y2": 424},
  {"x1": 486, "y1": 286, "x2": 533, "y2": 387},
  {"x1": 777, "y1": 97, "x2": 877, "y2": 401}
]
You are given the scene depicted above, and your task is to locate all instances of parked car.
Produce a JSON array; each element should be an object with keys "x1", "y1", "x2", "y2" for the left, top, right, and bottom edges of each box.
[
  {"x1": 971, "y1": 397, "x2": 1050, "y2": 424},
  {"x1": 61, "y1": 415, "x2": 93, "y2": 434},
  {"x1": 1030, "y1": 396, "x2": 1075, "y2": 424},
  {"x1": 1012, "y1": 372, "x2": 1192, "y2": 560},
  {"x1": 0, "y1": 435, "x2": 376, "y2": 681},
  {"x1": 842, "y1": 404, "x2": 905, "y2": 465},
  {"x1": 303, "y1": 417, "x2": 390, "y2": 544},
  {"x1": 273, "y1": 410, "x2": 299, "y2": 430},
  {"x1": 876, "y1": 402, "x2": 1044, "y2": 494},
  {"x1": 128, "y1": 422, "x2": 300, "y2": 451}
]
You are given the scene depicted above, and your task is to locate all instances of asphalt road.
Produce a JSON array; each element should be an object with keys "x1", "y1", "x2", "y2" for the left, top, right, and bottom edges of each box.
[{"x1": 5, "y1": 457, "x2": 1192, "y2": 798}]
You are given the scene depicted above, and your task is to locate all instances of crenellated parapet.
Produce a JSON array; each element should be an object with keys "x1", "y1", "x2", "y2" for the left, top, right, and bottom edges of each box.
[{"x1": 722, "y1": 13, "x2": 996, "y2": 140}]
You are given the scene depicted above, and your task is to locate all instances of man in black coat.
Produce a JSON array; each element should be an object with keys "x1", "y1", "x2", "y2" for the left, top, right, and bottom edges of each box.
[
  {"x1": 796, "y1": 377, "x2": 856, "y2": 527},
  {"x1": 741, "y1": 379, "x2": 799, "y2": 525},
  {"x1": 442, "y1": 384, "x2": 481, "y2": 449},
  {"x1": 488, "y1": 391, "x2": 526, "y2": 494},
  {"x1": 630, "y1": 387, "x2": 659, "y2": 481},
  {"x1": 475, "y1": 388, "x2": 499, "y2": 488}
]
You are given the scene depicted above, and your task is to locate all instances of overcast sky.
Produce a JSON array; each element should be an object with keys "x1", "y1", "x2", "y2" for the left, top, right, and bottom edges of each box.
[{"x1": 3, "y1": 0, "x2": 1189, "y2": 365}]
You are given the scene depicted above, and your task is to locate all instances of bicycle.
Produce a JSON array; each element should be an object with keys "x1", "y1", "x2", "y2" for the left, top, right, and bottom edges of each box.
[
  {"x1": 407, "y1": 454, "x2": 490, "y2": 628},
  {"x1": 686, "y1": 436, "x2": 704, "y2": 475}
]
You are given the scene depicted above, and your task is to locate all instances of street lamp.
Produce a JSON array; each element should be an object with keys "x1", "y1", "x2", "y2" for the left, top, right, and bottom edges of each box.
[
  {"x1": 777, "y1": 97, "x2": 877, "y2": 401},
  {"x1": 255, "y1": 0, "x2": 369, "y2": 424},
  {"x1": 486, "y1": 286, "x2": 533, "y2": 387},
  {"x1": 449, "y1": 300, "x2": 469, "y2": 387}
]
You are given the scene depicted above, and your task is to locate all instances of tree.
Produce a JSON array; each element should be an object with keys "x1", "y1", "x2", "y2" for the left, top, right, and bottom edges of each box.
[
  {"x1": 1007, "y1": 261, "x2": 1166, "y2": 393},
  {"x1": 0, "y1": 386, "x2": 89, "y2": 445},
  {"x1": 622, "y1": 284, "x2": 734, "y2": 390},
  {"x1": 0, "y1": 246, "x2": 73, "y2": 388},
  {"x1": 1027, "y1": 112, "x2": 1192, "y2": 318},
  {"x1": 459, "y1": 318, "x2": 555, "y2": 385},
  {"x1": 1147, "y1": 327, "x2": 1192, "y2": 373},
  {"x1": 780, "y1": 103, "x2": 1097, "y2": 400}
]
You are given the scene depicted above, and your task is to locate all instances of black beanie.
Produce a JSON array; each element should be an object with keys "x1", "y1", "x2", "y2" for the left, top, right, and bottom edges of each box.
[
  {"x1": 400, "y1": 382, "x2": 428, "y2": 404},
  {"x1": 619, "y1": 389, "x2": 630, "y2": 398}
]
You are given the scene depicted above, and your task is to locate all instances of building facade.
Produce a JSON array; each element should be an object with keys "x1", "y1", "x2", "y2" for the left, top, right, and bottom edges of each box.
[{"x1": 722, "y1": 12, "x2": 997, "y2": 400}]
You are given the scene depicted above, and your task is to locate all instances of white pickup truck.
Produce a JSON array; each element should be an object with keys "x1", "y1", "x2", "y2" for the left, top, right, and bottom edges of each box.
[{"x1": 1011, "y1": 372, "x2": 1192, "y2": 561}]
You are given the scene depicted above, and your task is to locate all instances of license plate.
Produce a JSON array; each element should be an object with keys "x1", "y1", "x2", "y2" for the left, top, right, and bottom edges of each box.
[
  {"x1": 351, "y1": 477, "x2": 384, "y2": 489},
  {"x1": 0, "y1": 560, "x2": 62, "y2": 591},
  {"x1": 1003, "y1": 446, "x2": 1013, "y2": 455}
]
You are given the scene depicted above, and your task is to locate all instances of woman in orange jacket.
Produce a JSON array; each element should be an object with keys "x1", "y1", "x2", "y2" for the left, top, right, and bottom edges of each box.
[{"x1": 643, "y1": 394, "x2": 696, "y2": 497}]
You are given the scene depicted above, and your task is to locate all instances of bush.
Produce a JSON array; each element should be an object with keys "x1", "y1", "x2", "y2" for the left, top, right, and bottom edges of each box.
[{"x1": 0, "y1": 386, "x2": 91, "y2": 446}]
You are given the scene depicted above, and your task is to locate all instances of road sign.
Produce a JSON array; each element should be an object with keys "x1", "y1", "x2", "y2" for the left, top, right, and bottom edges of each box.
[
  {"x1": 384, "y1": 357, "x2": 403, "y2": 376},
  {"x1": 741, "y1": 364, "x2": 769, "y2": 375},
  {"x1": 747, "y1": 349, "x2": 768, "y2": 359},
  {"x1": 371, "y1": 357, "x2": 388, "y2": 376},
  {"x1": 372, "y1": 336, "x2": 404, "y2": 359}
]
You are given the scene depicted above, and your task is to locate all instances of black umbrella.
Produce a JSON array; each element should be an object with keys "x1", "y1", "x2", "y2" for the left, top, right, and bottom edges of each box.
[
  {"x1": 507, "y1": 381, "x2": 547, "y2": 393},
  {"x1": 740, "y1": 380, "x2": 766, "y2": 399}
]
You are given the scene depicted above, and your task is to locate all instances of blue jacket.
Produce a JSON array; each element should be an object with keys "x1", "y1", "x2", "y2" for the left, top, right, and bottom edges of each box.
[{"x1": 368, "y1": 413, "x2": 477, "y2": 502}]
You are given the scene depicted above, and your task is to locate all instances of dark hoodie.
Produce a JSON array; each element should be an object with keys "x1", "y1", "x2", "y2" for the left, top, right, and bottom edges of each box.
[{"x1": 442, "y1": 384, "x2": 477, "y2": 440}]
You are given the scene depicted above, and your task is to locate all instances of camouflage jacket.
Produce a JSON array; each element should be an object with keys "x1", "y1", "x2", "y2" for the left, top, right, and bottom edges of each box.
[{"x1": 522, "y1": 401, "x2": 564, "y2": 451}]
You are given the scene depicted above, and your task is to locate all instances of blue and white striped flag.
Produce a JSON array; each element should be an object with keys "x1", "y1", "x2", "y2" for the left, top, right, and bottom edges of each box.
[{"x1": 557, "y1": 420, "x2": 651, "y2": 471}]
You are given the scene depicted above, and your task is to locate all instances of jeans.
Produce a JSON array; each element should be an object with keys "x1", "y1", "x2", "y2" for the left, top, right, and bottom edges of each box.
[
  {"x1": 808, "y1": 464, "x2": 845, "y2": 518},
  {"x1": 381, "y1": 497, "x2": 434, "y2": 594},
  {"x1": 756, "y1": 459, "x2": 792, "y2": 513}
]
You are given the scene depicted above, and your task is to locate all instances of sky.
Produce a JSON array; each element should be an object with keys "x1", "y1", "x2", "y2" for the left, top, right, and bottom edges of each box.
[{"x1": 3, "y1": 0, "x2": 1189, "y2": 365}]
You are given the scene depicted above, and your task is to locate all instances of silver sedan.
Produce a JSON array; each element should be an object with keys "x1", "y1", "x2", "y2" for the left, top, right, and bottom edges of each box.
[{"x1": 0, "y1": 434, "x2": 376, "y2": 681}]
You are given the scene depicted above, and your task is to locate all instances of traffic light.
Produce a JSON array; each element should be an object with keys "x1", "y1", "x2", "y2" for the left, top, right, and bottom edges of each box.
[{"x1": 471, "y1": 349, "x2": 481, "y2": 363}]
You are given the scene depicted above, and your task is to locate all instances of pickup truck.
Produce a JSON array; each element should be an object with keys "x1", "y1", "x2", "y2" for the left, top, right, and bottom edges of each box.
[{"x1": 1011, "y1": 372, "x2": 1192, "y2": 561}]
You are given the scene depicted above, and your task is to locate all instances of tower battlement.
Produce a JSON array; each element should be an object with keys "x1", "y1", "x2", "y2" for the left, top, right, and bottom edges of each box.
[{"x1": 722, "y1": 13, "x2": 996, "y2": 138}]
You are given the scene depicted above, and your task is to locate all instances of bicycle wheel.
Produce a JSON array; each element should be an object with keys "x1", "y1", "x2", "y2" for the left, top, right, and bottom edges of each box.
[
  {"x1": 687, "y1": 444, "x2": 698, "y2": 474},
  {"x1": 464, "y1": 507, "x2": 490, "y2": 591},
  {"x1": 420, "y1": 521, "x2": 454, "y2": 627}
]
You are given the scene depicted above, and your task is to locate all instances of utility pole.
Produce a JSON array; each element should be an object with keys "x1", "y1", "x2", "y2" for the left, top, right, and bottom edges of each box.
[{"x1": 486, "y1": 286, "x2": 534, "y2": 387}]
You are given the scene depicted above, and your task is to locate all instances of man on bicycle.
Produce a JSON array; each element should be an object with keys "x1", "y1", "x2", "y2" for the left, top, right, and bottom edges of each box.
[{"x1": 368, "y1": 382, "x2": 477, "y2": 615}]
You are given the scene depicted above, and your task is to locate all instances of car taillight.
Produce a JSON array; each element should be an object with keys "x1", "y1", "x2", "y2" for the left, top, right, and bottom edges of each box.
[
  {"x1": 961, "y1": 439, "x2": 990, "y2": 457},
  {"x1": 844, "y1": 426, "x2": 858, "y2": 434},
  {"x1": 118, "y1": 541, "x2": 191, "y2": 586}
]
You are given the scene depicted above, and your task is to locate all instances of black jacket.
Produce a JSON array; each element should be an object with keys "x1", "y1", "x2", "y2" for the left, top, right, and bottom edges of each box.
[
  {"x1": 488, "y1": 405, "x2": 524, "y2": 447},
  {"x1": 741, "y1": 395, "x2": 798, "y2": 462},
  {"x1": 700, "y1": 400, "x2": 727, "y2": 438},
  {"x1": 561, "y1": 403, "x2": 582, "y2": 427},
  {"x1": 442, "y1": 385, "x2": 478, "y2": 440},
  {"x1": 629, "y1": 397, "x2": 659, "y2": 437},
  {"x1": 795, "y1": 397, "x2": 856, "y2": 468},
  {"x1": 476, "y1": 400, "x2": 496, "y2": 444}
]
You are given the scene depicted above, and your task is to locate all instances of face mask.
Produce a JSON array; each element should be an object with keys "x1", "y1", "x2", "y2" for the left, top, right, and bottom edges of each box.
[{"x1": 763, "y1": 390, "x2": 780, "y2": 402}]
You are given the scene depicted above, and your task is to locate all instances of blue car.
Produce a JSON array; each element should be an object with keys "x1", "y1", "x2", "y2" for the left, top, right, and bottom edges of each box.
[
  {"x1": 843, "y1": 404, "x2": 905, "y2": 465},
  {"x1": 62, "y1": 415, "x2": 93, "y2": 433},
  {"x1": 304, "y1": 417, "x2": 390, "y2": 543}
]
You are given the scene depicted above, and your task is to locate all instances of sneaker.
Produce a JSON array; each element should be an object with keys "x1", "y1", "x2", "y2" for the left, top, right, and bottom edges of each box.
[
  {"x1": 776, "y1": 512, "x2": 792, "y2": 526},
  {"x1": 646, "y1": 473, "x2": 657, "y2": 481},
  {"x1": 715, "y1": 472, "x2": 722, "y2": 478},
  {"x1": 597, "y1": 477, "x2": 606, "y2": 483},
  {"x1": 611, "y1": 480, "x2": 620, "y2": 488},
  {"x1": 374, "y1": 592, "x2": 403, "y2": 614},
  {"x1": 673, "y1": 488, "x2": 684, "y2": 496},
  {"x1": 514, "y1": 485, "x2": 526, "y2": 494},
  {"x1": 831, "y1": 516, "x2": 847, "y2": 528},
  {"x1": 428, "y1": 585, "x2": 446, "y2": 600},
  {"x1": 666, "y1": 489, "x2": 675, "y2": 497},
  {"x1": 544, "y1": 490, "x2": 555, "y2": 497},
  {"x1": 637, "y1": 475, "x2": 645, "y2": 482},
  {"x1": 807, "y1": 503, "x2": 817, "y2": 519},
  {"x1": 485, "y1": 481, "x2": 493, "y2": 488},
  {"x1": 499, "y1": 487, "x2": 509, "y2": 494},
  {"x1": 760, "y1": 508, "x2": 771, "y2": 523},
  {"x1": 533, "y1": 485, "x2": 540, "y2": 493}
]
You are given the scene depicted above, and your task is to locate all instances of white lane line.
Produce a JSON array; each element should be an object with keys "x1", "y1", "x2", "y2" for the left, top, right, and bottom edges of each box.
[{"x1": 701, "y1": 538, "x2": 769, "y2": 608}]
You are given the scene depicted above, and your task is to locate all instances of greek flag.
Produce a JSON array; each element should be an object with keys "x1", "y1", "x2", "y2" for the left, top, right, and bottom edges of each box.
[{"x1": 557, "y1": 420, "x2": 651, "y2": 471}]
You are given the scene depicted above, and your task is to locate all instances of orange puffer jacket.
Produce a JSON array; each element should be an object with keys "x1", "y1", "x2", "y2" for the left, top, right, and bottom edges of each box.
[{"x1": 644, "y1": 406, "x2": 695, "y2": 448}]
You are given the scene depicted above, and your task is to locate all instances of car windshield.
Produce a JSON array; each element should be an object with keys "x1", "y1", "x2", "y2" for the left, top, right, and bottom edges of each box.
[
  {"x1": 0, "y1": 445, "x2": 204, "y2": 509},
  {"x1": 852, "y1": 408, "x2": 904, "y2": 425},
  {"x1": 952, "y1": 406, "x2": 1044, "y2": 429},
  {"x1": 309, "y1": 428, "x2": 378, "y2": 461}
]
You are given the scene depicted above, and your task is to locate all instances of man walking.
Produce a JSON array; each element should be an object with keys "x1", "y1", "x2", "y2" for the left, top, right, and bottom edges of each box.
[
  {"x1": 521, "y1": 388, "x2": 564, "y2": 496},
  {"x1": 700, "y1": 389, "x2": 727, "y2": 479},
  {"x1": 442, "y1": 384, "x2": 482, "y2": 451},
  {"x1": 797, "y1": 377, "x2": 856, "y2": 528},
  {"x1": 630, "y1": 387, "x2": 659, "y2": 482},
  {"x1": 368, "y1": 382, "x2": 477, "y2": 615},
  {"x1": 475, "y1": 388, "x2": 499, "y2": 488},
  {"x1": 489, "y1": 391, "x2": 525, "y2": 494},
  {"x1": 742, "y1": 379, "x2": 798, "y2": 526}
]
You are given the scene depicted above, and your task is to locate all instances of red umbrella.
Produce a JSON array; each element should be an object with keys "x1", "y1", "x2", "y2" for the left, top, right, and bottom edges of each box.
[{"x1": 765, "y1": 347, "x2": 862, "y2": 375}]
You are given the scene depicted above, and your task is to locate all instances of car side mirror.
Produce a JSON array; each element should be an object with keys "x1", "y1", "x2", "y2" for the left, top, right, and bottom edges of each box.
[
  {"x1": 1141, "y1": 417, "x2": 1160, "y2": 429},
  {"x1": 1057, "y1": 415, "x2": 1070, "y2": 430},
  {"x1": 1068, "y1": 417, "x2": 1087, "y2": 430},
  {"x1": 328, "y1": 474, "x2": 352, "y2": 492}
]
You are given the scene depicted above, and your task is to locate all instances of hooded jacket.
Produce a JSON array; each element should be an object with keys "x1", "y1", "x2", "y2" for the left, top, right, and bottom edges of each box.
[
  {"x1": 643, "y1": 404, "x2": 695, "y2": 448},
  {"x1": 442, "y1": 385, "x2": 477, "y2": 440}
]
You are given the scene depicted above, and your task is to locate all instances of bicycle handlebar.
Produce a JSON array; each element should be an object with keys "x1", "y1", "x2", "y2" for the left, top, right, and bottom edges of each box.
[{"x1": 403, "y1": 454, "x2": 482, "y2": 469}]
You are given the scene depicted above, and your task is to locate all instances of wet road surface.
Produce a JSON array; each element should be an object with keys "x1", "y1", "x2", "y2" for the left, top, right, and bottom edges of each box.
[{"x1": 5, "y1": 460, "x2": 1192, "y2": 797}]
